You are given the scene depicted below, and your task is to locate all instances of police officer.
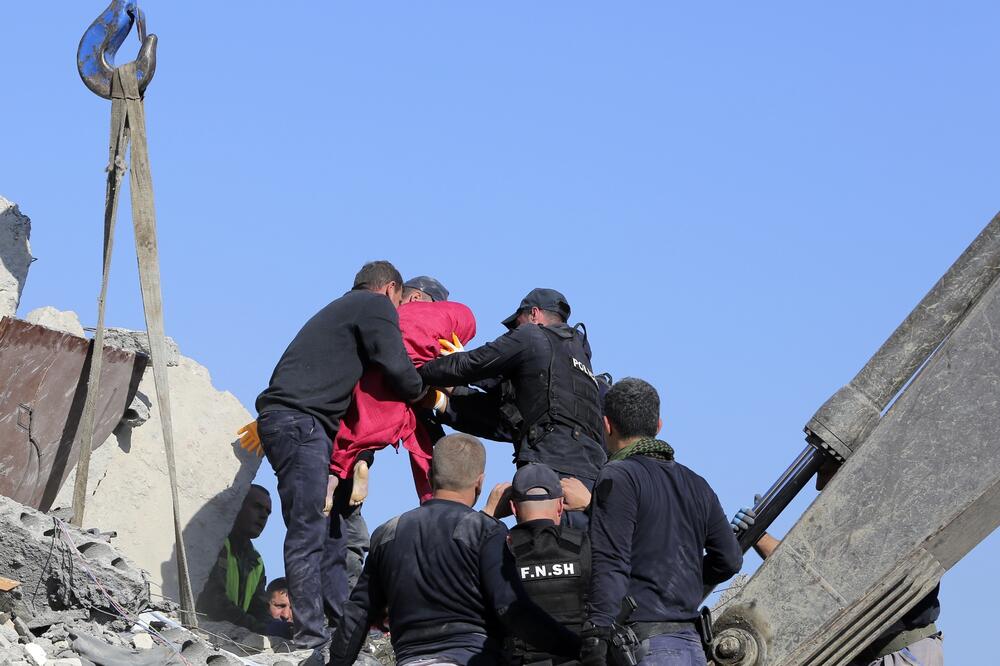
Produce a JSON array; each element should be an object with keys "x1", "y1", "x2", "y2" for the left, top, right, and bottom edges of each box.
[
  {"x1": 330, "y1": 434, "x2": 580, "y2": 666},
  {"x1": 419, "y1": 288, "x2": 605, "y2": 527},
  {"x1": 255, "y1": 260, "x2": 424, "y2": 657},
  {"x1": 487, "y1": 463, "x2": 591, "y2": 666},
  {"x1": 582, "y1": 378, "x2": 742, "y2": 666}
]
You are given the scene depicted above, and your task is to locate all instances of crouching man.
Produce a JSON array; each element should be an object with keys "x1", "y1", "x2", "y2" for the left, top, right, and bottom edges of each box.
[{"x1": 196, "y1": 485, "x2": 272, "y2": 633}]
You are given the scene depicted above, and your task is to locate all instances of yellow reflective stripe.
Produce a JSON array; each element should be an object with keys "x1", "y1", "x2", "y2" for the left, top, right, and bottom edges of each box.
[
  {"x1": 224, "y1": 538, "x2": 265, "y2": 612},
  {"x1": 224, "y1": 538, "x2": 240, "y2": 607},
  {"x1": 243, "y1": 556, "x2": 264, "y2": 612}
]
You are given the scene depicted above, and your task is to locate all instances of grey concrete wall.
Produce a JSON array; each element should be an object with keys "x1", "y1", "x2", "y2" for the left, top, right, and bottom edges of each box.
[
  {"x1": 0, "y1": 196, "x2": 31, "y2": 319},
  {"x1": 53, "y1": 343, "x2": 261, "y2": 604}
]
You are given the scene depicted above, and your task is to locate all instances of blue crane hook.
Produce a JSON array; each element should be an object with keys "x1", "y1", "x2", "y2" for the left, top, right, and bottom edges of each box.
[{"x1": 77, "y1": 0, "x2": 157, "y2": 99}]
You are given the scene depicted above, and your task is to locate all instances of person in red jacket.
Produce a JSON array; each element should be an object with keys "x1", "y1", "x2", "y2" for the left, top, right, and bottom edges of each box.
[{"x1": 330, "y1": 300, "x2": 477, "y2": 504}]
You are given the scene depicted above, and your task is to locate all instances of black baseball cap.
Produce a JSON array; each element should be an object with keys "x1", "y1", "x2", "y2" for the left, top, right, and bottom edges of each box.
[
  {"x1": 511, "y1": 463, "x2": 564, "y2": 502},
  {"x1": 403, "y1": 276, "x2": 449, "y2": 302},
  {"x1": 501, "y1": 288, "x2": 571, "y2": 330}
]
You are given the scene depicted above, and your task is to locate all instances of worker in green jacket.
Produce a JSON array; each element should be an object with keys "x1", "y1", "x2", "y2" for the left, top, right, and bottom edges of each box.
[{"x1": 196, "y1": 484, "x2": 273, "y2": 632}]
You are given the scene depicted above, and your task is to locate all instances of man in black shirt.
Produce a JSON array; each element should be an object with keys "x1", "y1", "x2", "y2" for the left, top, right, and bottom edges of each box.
[
  {"x1": 330, "y1": 434, "x2": 580, "y2": 666},
  {"x1": 583, "y1": 378, "x2": 742, "y2": 666},
  {"x1": 256, "y1": 261, "x2": 425, "y2": 654},
  {"x1": 419, "y1": 288, "x2": 605, "y2": 528}
]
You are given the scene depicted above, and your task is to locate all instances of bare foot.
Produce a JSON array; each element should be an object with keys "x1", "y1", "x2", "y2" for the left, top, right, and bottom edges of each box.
[
  {"x1": 323, "y1": 475, "x2": 339, "y2": 516},
  {"x1": 350, "y1": 460, "x2": 369, "y2": 506}
]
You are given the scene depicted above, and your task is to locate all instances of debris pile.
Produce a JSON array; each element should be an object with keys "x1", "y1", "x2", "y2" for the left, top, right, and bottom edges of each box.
[{"x1": 0, "y1": 363, "x2": 368, "y2": 665}]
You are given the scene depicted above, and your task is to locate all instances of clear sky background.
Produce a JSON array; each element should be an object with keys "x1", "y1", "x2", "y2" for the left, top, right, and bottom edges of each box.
[{"x1": 2, "y1": 3, "x2": 998, "y2": 662}]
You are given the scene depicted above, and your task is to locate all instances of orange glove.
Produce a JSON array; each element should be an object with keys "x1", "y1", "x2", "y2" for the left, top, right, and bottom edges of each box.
[
  {"x1": 417, "y1": 389, "x2": 449, "y2": 412},
  {"x1": 237, "y1": 421, "x2": 263, "y2": 457},
  {"x1": 438, "y1": 332, "x2": 464, "y2": 356}
]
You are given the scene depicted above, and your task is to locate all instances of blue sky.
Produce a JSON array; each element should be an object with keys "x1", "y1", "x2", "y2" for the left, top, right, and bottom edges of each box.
[{"x1": 3, "y1": 2, "x2": 998, "y2": 662}]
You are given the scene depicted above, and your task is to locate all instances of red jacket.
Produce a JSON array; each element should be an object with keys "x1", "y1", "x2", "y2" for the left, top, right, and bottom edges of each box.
[{"x1": 331, "y1": 301, "x2": 477, "y2": 500}]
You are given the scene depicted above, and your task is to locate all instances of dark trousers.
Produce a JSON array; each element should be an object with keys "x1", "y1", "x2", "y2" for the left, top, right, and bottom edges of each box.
[
  {"x1": 258, "y1": 409, "x2": 361, "y2": 649},
  {"x1": 638, "y1": 629, "x2": 706, "y2": 666}
]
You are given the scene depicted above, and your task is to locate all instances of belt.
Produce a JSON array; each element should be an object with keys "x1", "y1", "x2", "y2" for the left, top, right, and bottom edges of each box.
[
  {"x1": 630, "y1": 621, "x2": 697, "y2": 641},
  {"x1": 402, "y1": 621, "x2": 487, "y2": 642},
  {"x1": 858, "y1": 622, "x2": 939, "y2": 661}
]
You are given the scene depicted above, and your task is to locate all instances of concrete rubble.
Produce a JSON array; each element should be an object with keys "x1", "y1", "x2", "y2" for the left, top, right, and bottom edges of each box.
[
  {"x1": 102, "y1": 327, "x2": 182, "y2": 368},
  {"x1": 0, "y1": 195, "x2": 31, "y2": 319},
  {"x1": 24, "y1": 307, "x2": 86, "y2": 338},
  {"x1": 51, "y1": 328, "x2": 262, "y2": 604},
  {"x1": 0, "y1": 514, "x2": 391, "y2": 665}
]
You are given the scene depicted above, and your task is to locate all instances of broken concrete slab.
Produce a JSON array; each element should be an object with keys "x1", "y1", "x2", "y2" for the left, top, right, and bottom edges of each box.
[
  {"x1": 0, "y1": 196, "x2": 31, "y2": 319},
  {"x1": 103, "y1": 327, "x2": 180, "y2": 367},
  {"x1": 0, "y1": 495, "x2": 149, "y2": 621},
  {"x1": 24, "y1": 307, "x2": 85, "y2": 338},
  {"x1": 53, "y1": 347, "x2": 261, "y2": 603}
]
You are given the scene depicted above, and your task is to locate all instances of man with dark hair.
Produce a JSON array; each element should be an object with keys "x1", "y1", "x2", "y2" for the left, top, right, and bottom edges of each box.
[
  {"x1": 264, "y1": 577, "x2": 294, "y2": 639},
  {"x1": 419, "y1": 287, "x2": 605, "y2": 528},
  {"x1": 255, "y1": 260, "x2": 425, "y2": 656},
  {"x1": 402, "y1": 275, "x2": 449, "y2": 304},
  {"x1": 581, "y1": 378, "x2": 742, "y2": 666},
  {"x1": 197, "y1": 485, "x2": 272, "y2": 633},
  {"x1": 330, "y1": 434, "x2": 581, "y2": 666},
  {"x1": 483, "y1": 463, "x2": 592, "y2": 666}
]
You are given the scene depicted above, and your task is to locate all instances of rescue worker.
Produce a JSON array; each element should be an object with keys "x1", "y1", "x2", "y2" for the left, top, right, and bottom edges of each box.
[
  {"x1": 402, "y1": 275, "x2": 450, "y2": 304},
  {"x1": 255, "y1": 260, "x2": 425, "y2": 656},
  {"x1": 418, "y1": 288, "x2": 605, "y2": 528},
  {"x1": 329, "y1": 434, "x2": 581, "y2": 666},
  {"x1": 196, "y1": 485, "x2": 272, "y2": 632},
  {"x1": 485, "y1": 463, "x2": 592, "y2": 666},
  {"x1": 582, "y1": 378, "x2": 742, "y2": 666},
  {"x1": 731, "y1": 463, "x2": 944, "y2": 666}
]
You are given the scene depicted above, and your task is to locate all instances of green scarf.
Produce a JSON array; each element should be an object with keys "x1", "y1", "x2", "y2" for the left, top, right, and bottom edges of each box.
[{"x1": 609, "y1": 437, "x2": 675, "y2": 462}]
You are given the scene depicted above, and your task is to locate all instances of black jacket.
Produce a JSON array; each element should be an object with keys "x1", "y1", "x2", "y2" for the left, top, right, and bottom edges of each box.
[
  {"x1": 587, "y1": 454, "x2": 742, "y2": 627},
  {"x1": 330, "y1": 499, "x2": 580, "y2": 666},
  {"x1": 419, "y1": 323, "x2": 605, "y2": 479},
  {"x1": 508, "y1": 519, "x2": 590, "y2": 664},
  {"x1": 256, "y1": 290, "x2": 424, "y2": 438}
]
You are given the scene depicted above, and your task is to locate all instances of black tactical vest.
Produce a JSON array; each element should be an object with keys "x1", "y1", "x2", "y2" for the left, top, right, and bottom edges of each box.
[
  {"x1": 507, "y1": 523, "x2": 590, "y2": 665},
  {"x1": 517, "y1": 324, "x2": 603, "y2": 445}
]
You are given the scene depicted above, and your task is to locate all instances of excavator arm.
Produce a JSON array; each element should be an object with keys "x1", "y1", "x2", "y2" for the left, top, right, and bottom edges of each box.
[{"x1": 711, "y1": 214, "x2": 1000, "y2": 665}]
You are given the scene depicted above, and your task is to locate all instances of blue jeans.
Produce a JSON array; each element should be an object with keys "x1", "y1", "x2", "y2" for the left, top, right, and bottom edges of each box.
[
  {"x1": 258, "y1": 409, "x2": 362, "y2": 649},
  {"x1": 637, "y1": 629, "x2": 706, "y2": 666}
]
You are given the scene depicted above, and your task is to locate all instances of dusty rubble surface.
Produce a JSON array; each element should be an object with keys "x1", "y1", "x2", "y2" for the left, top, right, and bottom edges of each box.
[{"x1": 0, "y1": 494, "x2": 391, "y2": 666}]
